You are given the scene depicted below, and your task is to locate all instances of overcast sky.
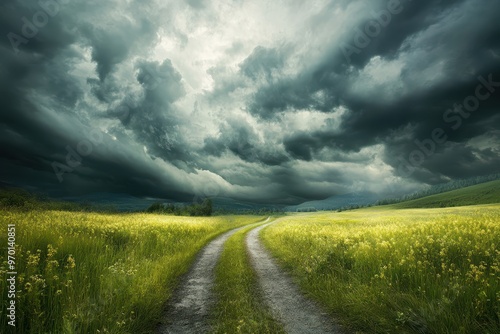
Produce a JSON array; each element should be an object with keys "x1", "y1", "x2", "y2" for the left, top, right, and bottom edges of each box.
[{"x1": 1, "y1": 0, "x2": 499, "y2": 204}]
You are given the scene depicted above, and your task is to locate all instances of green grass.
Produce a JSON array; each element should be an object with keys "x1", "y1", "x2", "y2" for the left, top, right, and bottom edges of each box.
[
  {"x1": 0, "y1": 210, "x2": 262, "y2": 333},
  {"x1": 390, "y1": 180, "x2": 500, "y2": 209},
  {"x1": 212, "y1": 220, "x2": 285, "y2": 334},
  {"x1": 3, "y1": 181, "x2": 499, "y2": 333},
  {"x1": 261, "y1": 205, "x2": 500, "y2": 334}
]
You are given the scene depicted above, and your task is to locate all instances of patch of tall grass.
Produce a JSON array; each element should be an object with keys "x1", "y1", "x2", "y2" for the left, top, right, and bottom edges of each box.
[
  {"x1": 261, "y1": 205, "x2": 500, "y2": 334},
  {"x1": 0, "y1": 210, "x2": 260, "y2": 333}
]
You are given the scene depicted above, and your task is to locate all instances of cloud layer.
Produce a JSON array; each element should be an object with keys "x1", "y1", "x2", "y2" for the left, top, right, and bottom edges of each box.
[{"x1": 1, "y1": 0, "x2": 499, "y2": 204}]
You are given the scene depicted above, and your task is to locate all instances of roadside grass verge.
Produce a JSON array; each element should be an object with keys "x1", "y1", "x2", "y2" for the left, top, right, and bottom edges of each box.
[
  {"x1": 212, "y1": 220, "x2": 285, "y2": 334},
  {"x1": 0, "y1": 210, "x2": 262, "y2": 333},
  {"x1": 261, "y1": 205, "x2": 500, "y2": 334}
]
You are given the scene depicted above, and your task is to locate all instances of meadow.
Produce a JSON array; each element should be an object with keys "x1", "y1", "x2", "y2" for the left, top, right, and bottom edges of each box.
[
  {"x1": 0, "y1": 209, "x2": 261, "y2": 333},
  {"x1": 261, "y1": 204, "x2": 500, "y2": 333},
  {"x1": 1, "y1": 181, "x2": 499, "y2": 334}
]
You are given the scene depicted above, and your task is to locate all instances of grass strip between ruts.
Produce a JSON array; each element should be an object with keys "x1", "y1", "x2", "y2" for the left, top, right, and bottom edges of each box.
[{"x1": 211, "y1": 219, "x2": 286, "y2": 334}]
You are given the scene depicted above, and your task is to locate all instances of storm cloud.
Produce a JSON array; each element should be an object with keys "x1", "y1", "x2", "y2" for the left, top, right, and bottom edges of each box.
[{"x1": 1, "y1": 0, "x2": 499, "y2": 204}]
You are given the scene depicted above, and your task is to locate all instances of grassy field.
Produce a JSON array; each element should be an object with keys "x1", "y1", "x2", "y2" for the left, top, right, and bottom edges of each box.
[
  {"x1": 390, "y1": 180, "x2": 500, "y2": 209},
  {"x1": 0, "y1": 210, "x2": 261, "y2": 333},
  {"x1": 2, "y1": 181, "x2": 499, "y2": 333},
  {"x1": 261, "y1": 205, "x2": 500, "y2": 334},
  {"x1": 212, "y1": 221, "x2": 285, "y2": 334}
]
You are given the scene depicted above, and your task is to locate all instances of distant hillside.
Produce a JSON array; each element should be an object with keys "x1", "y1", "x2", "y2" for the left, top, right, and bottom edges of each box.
[
  {"x1": 390, "y1": 180, "x2": 500, "y2": 209},
  {"x1": 378, "y1": 174, "x2": 500, "y2": 205},
  {"x1": 0, "y1": 187, "x2": 111, "y2": 212},
  {"x1": 285, "y1": 192, "x2": 379, "y2": 212}
]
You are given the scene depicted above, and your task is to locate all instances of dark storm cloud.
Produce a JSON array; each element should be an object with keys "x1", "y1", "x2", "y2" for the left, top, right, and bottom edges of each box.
[
  {"x1": 85, "y1": 28, "x2": 130, "y2": 81},
  {"x1": 1, "y1": 0, "x2": 499, "y2": 203},
  {"x1": 1, "y1": 0, "x2": 75, "y2": 56},
  {"x1": 283, "y1": 134, "x2": 315, "y2": 161},
  {"x1": 119, "y1": 59, "x2": 196, "y2": 169},
  {"x1": 244, "y1": 0, "x2": 500, "y2": 185},
  {"x1": 249, "y1": 0, "x2": 500, "y2": 118},
  {"x1": 0, "y1": 0, "x2": 195, "y2": 200},
  {"x1": 79, "y1": 14, "x2": 157, "y2": 80},
  {"x1": 264, "y1": 165, "x2": 350, "y2": 204},
  {"x1": 203, "y1": 116, "x2": 289, "y2": 166},
  {"x1": 335, "y1": 0, "x2": 460, "y2": 68}
]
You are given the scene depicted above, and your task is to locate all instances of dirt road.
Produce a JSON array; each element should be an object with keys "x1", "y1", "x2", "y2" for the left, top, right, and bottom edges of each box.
[{"x1": 159, "y1": 218, "x2": 346, "y2": 334}]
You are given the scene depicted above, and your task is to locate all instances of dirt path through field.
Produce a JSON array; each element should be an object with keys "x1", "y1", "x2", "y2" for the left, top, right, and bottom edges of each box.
[
  {"x1": 158, "y1": 225, "x2": 246, "y2": 334},
  {"x1": 158, "y1": 219, "x2": 269, "y2": 334},
  {"x1": 246, "y1": 222, "x2": 346, "y2": 334}
]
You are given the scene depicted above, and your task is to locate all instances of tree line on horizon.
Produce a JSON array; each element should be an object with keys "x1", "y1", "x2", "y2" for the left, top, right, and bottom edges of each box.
[
  {"x1": 146, "y1": 198, "x2": 213, "y2": 216},
  {"x1": 376, "y1": 173, "x2": 500, "y2": 206}
]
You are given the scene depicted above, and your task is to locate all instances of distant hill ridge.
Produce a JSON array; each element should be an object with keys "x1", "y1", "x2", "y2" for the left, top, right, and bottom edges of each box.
[
  {"x1": 378, "y1": 174, "x2": 500, "y2": 205},
  {"x1": 389, "y1": 179, "x2": 500, "y2": 209},
  {"x1": 285, "y1": 174, "x2": 500, "y2": 212}
]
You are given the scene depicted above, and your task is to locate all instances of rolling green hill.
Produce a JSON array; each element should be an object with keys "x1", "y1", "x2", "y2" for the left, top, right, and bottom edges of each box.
[{"x1": 391, "y1": 179, "x2": 500, "y2": 208}]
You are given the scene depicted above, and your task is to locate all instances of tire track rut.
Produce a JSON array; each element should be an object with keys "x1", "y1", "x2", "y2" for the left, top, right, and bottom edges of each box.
[{"x1": 246, "y1": 222, "x2": 347, "y2": 334}]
